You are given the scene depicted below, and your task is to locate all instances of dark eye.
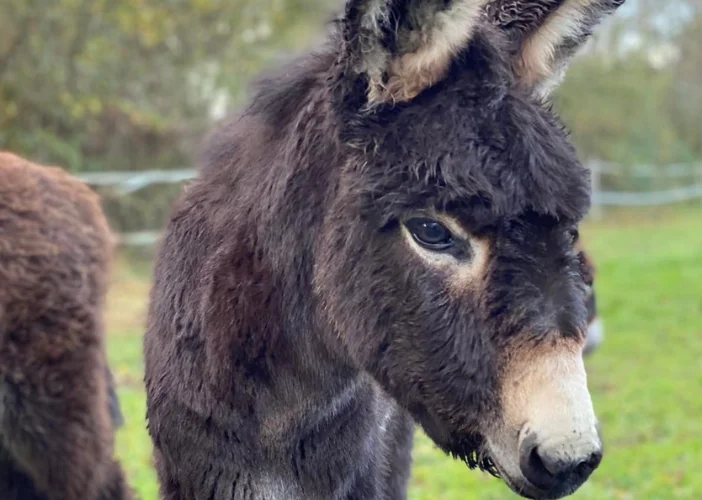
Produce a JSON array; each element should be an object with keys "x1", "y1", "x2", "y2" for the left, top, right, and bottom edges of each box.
[
  {"x1": 568, "y1": 227, "x2": 579, "y2": 246},
  {"x1": 405, "y1": 218, "x2": 454, "y2": 251}
]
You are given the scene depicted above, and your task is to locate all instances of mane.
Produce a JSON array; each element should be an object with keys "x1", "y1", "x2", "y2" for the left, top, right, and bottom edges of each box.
[
  {"x1": 197, "y1": 36, "x2": 339, "y2": 174},
  {"x1": 245, "y1": 19, "x2": 343, "y2": 126},
  {"x1": 246, "y1": 50, "x2": 336, "y2": 126}
]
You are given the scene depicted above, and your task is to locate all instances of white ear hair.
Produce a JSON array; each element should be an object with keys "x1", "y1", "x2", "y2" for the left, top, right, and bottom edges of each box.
[
  {"x1": 485, "y1": 0, "x2": 627, "y2": 98},
  {"x1": 344, "y1": 0, "x2": 491, "y2": 106}
]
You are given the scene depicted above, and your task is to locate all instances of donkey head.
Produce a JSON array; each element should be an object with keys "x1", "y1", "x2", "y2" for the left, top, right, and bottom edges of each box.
[{"x1": 313, "y1": 1, "x2": 624, "y2": 498}]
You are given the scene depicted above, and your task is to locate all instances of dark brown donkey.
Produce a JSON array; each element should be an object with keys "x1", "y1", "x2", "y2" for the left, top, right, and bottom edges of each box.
[
  {"x1": 145, "y1": 1, "x2": 625, "y2": 499},
  {"x1": 0, "y1": 151, "x2": 132, "y2": 500}
]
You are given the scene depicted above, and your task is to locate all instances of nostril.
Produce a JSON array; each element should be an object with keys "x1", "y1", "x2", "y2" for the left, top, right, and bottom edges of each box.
[
  {"x1": 519, "y1": 440, "x2": 560, "y2": 490},
  {"x1": 519, "y1": 436, "x2": 604, "y2": 492},
  {"x1": 574, "y1": 449, "x2": 603, "y2": 479},
  {"x1": 589, "y1": 449, "x2": 603, "y2": 468}
]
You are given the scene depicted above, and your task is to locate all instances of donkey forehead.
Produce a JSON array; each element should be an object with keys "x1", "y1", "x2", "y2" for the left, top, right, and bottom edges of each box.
[{"x1": 351, "y1": 87, "x2": 591, "y2": 226}]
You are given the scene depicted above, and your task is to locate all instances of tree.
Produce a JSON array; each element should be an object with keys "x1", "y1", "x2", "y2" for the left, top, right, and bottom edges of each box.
[{"x1": 0, "y1": 0, "x2": 334, "y2": 172}]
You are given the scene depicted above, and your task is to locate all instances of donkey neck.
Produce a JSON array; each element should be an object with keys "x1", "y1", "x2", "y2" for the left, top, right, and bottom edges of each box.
[{"x1": 249, "y1": 359, "x2": 408, "y2": 499}]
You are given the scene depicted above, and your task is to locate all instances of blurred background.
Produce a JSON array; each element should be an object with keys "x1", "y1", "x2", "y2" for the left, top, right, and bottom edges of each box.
[{"x1": 1, "y1": 0, "x2": 700, "y2": 498}]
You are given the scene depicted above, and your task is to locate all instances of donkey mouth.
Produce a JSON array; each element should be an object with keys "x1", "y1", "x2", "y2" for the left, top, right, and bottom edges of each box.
[
  {"x1": 490, "y1": 460, "x2": 546, "y2": 500},
  {"x1": 491, "y1": 460, "x2": 585, "y2": 500},
  {"x1": 463, "y1": 441, "x2": 579, "y2": 499}
]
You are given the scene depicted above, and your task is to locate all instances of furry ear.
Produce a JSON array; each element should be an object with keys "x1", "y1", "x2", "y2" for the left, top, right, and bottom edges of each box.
[
  {"x1": 342, "y1": 0, "x2": 491, "y2": 106},
  {"x1": 485, "y1": 0, "x2": 626, "y2": 98}
]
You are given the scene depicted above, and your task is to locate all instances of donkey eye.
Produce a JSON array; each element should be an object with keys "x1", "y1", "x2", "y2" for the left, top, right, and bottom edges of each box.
[
  {"x1": 568, "y1": 228, "x2": 579, "y2": 246},
  {"x1": 405, "y1": 218, "x2": 454, "y2": 251}
]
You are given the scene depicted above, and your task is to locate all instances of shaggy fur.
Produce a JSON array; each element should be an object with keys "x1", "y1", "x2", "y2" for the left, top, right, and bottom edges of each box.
[
  {"x1": 485, "y1": 0, "x2": 627, "y2": 97},
  {"x1": 145, "y1": 1, "x2": 625, "y2": 499},
  {"x1": 0, "y1": 152, "x2": 132, "y2": 500}
]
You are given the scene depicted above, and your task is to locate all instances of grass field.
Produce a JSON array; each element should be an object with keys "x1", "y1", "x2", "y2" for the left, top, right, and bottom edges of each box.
[{"x1": 106, "y1": 207, "x2": 702, "y2": 500}]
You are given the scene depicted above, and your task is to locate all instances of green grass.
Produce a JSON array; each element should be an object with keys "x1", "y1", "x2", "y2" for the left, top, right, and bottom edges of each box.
[{"x1": 107, "y1": 206, "x2": 702, "y2": 499}]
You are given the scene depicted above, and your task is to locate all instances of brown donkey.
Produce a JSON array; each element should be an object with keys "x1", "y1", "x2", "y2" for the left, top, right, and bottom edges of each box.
[
  {"x1": 145, "y1": 1, "x2": 625, "y2": 499},
  {"x1": 0, "y1": 152, "x2": 132, "y2": 500}
]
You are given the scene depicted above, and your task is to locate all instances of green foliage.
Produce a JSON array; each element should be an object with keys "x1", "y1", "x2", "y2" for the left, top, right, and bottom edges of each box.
[
  {"x1": 555, "y1": 54, "x2": 698, "y2": 167},
  {"x1": 670, "y1": 13, "x2": 702, "y2": 157},
  {"x1": 107, "y1": 207, "x2": 702, "y2": 499},
  {"x1": 0, "y1": 0, "x2": 334, "y2": 172}
]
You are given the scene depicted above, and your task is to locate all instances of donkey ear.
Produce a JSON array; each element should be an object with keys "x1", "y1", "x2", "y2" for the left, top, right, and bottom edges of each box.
[
  {"x1": 485, "y1": 0, "x2": 626, "y2": 98},
  {"x1": 342, "y1": 0, "x2": 491, "y2": 106}
]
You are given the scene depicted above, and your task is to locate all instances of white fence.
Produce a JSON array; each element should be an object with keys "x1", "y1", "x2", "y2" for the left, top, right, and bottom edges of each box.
[{"x1": 79, "y1": 161, "x2": 702, "y2": 246}]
